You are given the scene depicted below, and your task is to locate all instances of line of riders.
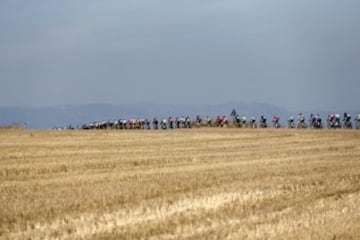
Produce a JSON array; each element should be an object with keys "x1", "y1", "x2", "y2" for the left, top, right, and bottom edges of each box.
[
  {"x1": 80, "y1": 112, "x2": 360, "y2": 130},
  {"x1": 265, "y1": 112, "x2": 357, "y2": 129}
]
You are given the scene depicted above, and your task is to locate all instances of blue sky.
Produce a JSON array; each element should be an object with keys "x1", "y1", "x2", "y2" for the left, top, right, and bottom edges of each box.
[{"x1": 0, "y1": 0, "x2": 359, "y2": 110}]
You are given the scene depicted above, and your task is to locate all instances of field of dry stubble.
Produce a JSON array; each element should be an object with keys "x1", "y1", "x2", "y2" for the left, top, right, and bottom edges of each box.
[{"x1": 0, "y1": 128, "x2": 360, "y2": 239}]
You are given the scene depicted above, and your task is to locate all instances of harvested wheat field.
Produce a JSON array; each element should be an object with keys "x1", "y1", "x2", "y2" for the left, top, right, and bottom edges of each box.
[{"x1": 0, "y1": 128, "x2": 360, "y2": 239}]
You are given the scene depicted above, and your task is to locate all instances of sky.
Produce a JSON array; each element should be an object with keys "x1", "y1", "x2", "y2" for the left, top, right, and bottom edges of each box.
[{"x1": 0, "y1": 0, "x2": 359, "y2": 111}]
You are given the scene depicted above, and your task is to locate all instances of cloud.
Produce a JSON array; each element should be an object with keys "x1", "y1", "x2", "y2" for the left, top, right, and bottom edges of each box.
[{"x1": 0, "y1": 1, "x2": 359, "y2": 110}]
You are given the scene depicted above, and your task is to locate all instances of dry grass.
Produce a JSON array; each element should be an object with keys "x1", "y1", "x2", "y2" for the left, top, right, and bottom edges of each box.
[{"x1": 0, "y1": 128, "x2": 360, "y2": 239}]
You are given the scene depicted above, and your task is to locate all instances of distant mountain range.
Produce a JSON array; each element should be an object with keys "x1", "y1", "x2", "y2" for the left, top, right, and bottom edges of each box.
[{"x1": 0, "y1": 103, "x2": 357, "y2": 129}]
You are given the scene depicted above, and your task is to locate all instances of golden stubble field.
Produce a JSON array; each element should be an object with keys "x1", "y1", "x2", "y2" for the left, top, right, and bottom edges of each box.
[{"x1": 0, "y1": 128, "x2": 360, "y2": 239}]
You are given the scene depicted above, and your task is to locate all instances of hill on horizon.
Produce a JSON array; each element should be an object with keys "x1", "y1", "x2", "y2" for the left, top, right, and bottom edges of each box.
[{"x1": 0, "y1": 102, "x2": 357, "y2": 129}]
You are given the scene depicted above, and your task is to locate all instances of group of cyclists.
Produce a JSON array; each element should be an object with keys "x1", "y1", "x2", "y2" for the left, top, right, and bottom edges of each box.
[
  {"x1": 80, "y1": 112, "x2": 360, "y2": 130},
  {"x1": 282, "y1": 112, "x2": 359, "y2": 129},
  {"x1": 151, "y1": 116, "x2": 192, "y2": 130},
  {"x1": 234, "y1": 112, "x2": 359, "y2": 129}
]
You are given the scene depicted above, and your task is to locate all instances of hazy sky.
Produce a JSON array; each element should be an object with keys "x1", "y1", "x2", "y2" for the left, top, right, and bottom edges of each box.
[{"x1": 1, "y1": 0, "x2": 359, "y2": 110}]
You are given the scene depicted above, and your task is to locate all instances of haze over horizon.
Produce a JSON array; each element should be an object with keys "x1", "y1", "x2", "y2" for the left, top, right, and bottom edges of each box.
[{"x1": 1, "y1": 1, "x2": 359, "y2": 111}]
